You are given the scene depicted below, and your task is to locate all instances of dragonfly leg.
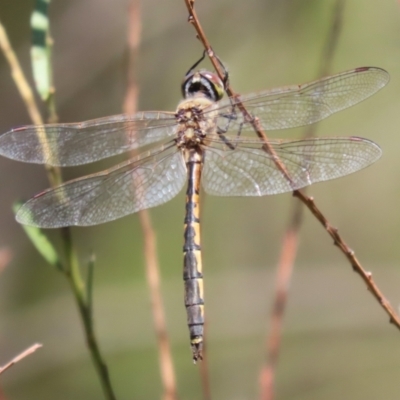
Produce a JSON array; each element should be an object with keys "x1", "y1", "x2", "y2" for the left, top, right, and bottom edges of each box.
[
  {"x1": 216, "y1": 117, "x2": 244, "y2": 150},
  {"x1": 213, "y1": 53, "x2": 230, "y2": 88},
  {"x1": 185, "y1": 50, "x2": 207, "y2": 77}
]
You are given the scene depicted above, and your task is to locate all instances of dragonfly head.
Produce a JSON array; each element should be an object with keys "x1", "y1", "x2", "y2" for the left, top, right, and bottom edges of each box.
[{"x1": 181, "y1": 70, "x2": 224, "y2": 102}]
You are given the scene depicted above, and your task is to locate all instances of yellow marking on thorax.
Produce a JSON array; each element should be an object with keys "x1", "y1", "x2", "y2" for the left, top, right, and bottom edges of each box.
[{"x1": 176, "y1": 95, "x2": 219, "y2": 144}]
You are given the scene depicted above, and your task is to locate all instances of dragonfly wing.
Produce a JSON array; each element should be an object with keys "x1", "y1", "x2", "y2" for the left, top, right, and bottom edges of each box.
[
  {"x1": 202, "y1": 136, "x2": 381, "y2": 196},
  {"x1": 0, "y1": 112, "x2": 177, "y2": 166},
  {"x1": 213, "y1": 67, "x2": 389, "y2": 132},
  {"x1": 16, "y1": 145, "x2": 186, "y2": 228}
]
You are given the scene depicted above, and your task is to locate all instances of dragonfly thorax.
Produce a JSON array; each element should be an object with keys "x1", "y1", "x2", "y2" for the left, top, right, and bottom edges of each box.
[
  {"x1": 181, "y1": 70, "x2": 224, "y2": 102},
  {"x1": 175, "y1": 96, "x2": 219, "y2": 149}
]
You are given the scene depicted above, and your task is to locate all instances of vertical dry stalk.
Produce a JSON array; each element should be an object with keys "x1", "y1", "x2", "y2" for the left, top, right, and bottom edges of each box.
[
  {"x1": 0, "y1": 20, "x2": 61, "y2": 187},
  {"x1": 259, "y1": 222, "x2": 300, "y2": 400},
  {"x1": 123, "y1": 2, "x2": 178, "y2": 399},
  {"x1": 259, "y1": 2, "x2": 346, "y2": 399},
  {"x1": 0, "y1": 21, "x2": 42, "y2": 125}
]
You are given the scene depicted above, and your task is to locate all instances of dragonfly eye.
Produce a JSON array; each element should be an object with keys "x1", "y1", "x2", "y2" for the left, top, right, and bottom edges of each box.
[{"x1": 182, "y1": 71, "x2": 224, "y2": 102}]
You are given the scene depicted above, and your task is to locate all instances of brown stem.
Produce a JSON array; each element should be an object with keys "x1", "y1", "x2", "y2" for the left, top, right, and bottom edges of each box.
[
  {"x1": 294, "y1": 190, "x2": 400, "y2": 329},
  {"x1": 139, "y1": 211, "x2": 178, "y2": 400},
  {"x1": 0, "y1": 19, "x2": 61, "y2": 187},
  {"x1": 259, "y1": 203, "x2": 302, "y2": 400},
  {"x1": 260, "y1": 2, "x2": 346, "y2": 399},
  {"x1": 124, "y1": 2, "x2": 178, "y2": 399}
]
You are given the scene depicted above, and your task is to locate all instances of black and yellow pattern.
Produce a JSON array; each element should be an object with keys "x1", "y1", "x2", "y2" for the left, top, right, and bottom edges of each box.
[{"x1": 183, "y1": 148, "x2": 205, "y2": 362}]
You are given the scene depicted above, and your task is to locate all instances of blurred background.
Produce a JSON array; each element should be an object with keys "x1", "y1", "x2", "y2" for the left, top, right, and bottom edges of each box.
[{"x1": 0, "y1": 0, "x2": 400, "y2": 399}]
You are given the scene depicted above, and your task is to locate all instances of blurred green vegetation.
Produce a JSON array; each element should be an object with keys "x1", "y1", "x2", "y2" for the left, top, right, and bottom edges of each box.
[{"x1": 0, "y1": 0, "x2": 400, "y2": 399}]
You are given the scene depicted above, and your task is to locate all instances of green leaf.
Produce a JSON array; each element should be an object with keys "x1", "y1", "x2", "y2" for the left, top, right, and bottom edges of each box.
[{"x1": 13, "y1": 202, "x2": 61, "y2": 269}]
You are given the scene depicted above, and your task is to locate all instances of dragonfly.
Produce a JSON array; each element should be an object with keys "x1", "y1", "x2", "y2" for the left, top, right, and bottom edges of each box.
[{"x1": 0, "y1": 66, "x2": 389, "y2": 361}]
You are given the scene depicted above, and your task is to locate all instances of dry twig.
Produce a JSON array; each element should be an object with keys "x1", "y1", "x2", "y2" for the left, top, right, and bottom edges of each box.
[
  {"x1": 260, "y1": 1, "x2": 346, "y2": 399},
  {"x1": 0, "y1": 18, "x2": 61, "y2": 187},
  {"x1": 0, "y1": 21, "x2": 42, "y2": 125},
  {"x1": 0, "y1": 344, "x2": 42, "y2": 375},
  {"x1": 123, "y1": 2, "x2": 178, "y2": 400}
]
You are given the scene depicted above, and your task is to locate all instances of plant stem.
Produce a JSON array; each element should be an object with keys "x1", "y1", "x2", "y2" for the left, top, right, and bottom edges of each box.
[
  {"x1": 62, "y1": 228, "x2": 116, "y2": 400},
  {"x1": 124, "y1": 2, "x2": 178, "y2": 398}
]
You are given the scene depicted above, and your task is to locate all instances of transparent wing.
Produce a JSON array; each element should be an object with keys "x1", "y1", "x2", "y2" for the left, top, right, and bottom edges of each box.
[
  {"x1": 0, "y1": 112, "x2": 177, "y2": 166},
  {"x1": 16, "y1": 144, "x2": 186, "y2": 228},
  {"x1": 202, "y1": 136, "x2": 381, "y2": 196},
  {"x1": 212, "y1": 67, "x2": 389, "y2": 132}
]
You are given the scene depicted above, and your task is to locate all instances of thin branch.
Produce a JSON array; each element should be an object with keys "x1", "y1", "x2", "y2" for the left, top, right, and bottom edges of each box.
[
  {"x1": 0, "y1": 344, "x2": 42, "y2": 375},
  {"x1": 0, "y1": 20, "x2": 42, "y2": 125},
  {"x1": 123, "y1": 2, "x2": 178, "y2": 400},
  {"x1": 0, "y1": 18, "x2": 60, "y2": 187},
  {"x1": 184, "y1": 1, "x2": 292, "y2": 183},
  {"x1": 138, "y1": 211, "x2": 178, "y2": 400},
  {"x1": 86, "y1": 252, "x2": 96, "y2": 319},
  {"x1": 259, "y1": 221, "x2": 300, "y2": 400},
  {"x1": 294, "y1": 190, "x2": 400, "y2": 327},
  {"x1": 260, "y1": 2, "x2": 346, "y2": 399},
  {"x1": 61, "y1": 231, "x2": 116, "y2": 400},
  {"x1": 183, "y1": 0, "x2": 400, "y2": 362},
  {"x1": 319, "y1": 0, "x2": 346, "y2": 78}
]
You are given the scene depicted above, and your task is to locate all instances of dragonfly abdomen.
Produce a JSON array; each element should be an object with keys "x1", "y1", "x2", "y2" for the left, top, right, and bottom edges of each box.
[{"x1": 183, "y1": 148, "x2": 205, "y2": 362}]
